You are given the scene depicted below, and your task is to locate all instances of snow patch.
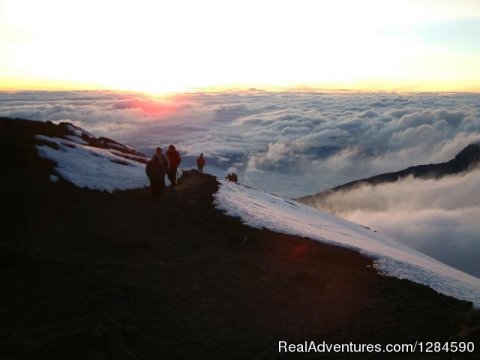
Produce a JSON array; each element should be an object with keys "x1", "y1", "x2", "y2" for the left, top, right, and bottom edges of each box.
[
  {"x1": 214, "y1": 181, "x2": 480, "y2": 307},
  {"x1": 110, "y1": 150, "x2": 147, "y2": 163},
  {"x1": 35, "y1": 135, "x2": 148, "y2": 192},
  {"x1": 65, "y1": 135, "x2": 88, "y2": 144},
  {"x1": 66, "y1": 123, "x2": 94, "y2": 138}
]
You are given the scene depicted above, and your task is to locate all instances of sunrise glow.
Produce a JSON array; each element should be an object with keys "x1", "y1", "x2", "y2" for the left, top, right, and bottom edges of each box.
[{"x1": 1, "y1": 0, "x2": 480, "y2": 93}]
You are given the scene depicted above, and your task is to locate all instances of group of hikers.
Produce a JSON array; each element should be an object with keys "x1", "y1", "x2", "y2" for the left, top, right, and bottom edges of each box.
[
  {"x1": 145, "y1": 145, "x2": 206, "y2": 198},
  {"x1": 145, "y1": 146, "x2": 240, "y2": 198}
]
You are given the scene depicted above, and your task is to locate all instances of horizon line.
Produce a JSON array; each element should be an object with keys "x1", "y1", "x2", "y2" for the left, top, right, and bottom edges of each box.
[{"x1": 1, "y1": 86, "x2": 480, "y2": 96}]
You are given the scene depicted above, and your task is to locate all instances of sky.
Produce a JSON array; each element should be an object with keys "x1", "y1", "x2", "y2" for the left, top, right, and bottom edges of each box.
[{"x1": 1, "y1": 0, "x2": 480, "y2": 92}]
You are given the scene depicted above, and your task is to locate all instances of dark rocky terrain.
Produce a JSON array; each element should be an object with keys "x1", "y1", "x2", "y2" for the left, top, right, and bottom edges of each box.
[
  {"x1": 1, "y1": 118, "x2": 479, "y2": 359},
  {"x1": 297, "y1": 142, "x2": 480, "y2": 204}
]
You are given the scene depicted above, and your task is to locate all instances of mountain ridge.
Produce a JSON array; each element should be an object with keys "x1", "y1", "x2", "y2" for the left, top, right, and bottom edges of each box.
[{"x1": 297, "y1": 142, "x2": 480, "y2": 203}]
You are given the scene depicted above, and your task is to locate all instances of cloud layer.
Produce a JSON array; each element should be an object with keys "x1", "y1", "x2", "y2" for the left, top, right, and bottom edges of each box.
[{"x1": 2, "y1": 90, "x2": 479, "y2": 198}]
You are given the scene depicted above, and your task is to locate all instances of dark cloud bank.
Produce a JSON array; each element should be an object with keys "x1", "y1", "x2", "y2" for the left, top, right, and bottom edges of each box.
[{"x1": 1, "y1": 90, "x2": 480, "y2": 276}]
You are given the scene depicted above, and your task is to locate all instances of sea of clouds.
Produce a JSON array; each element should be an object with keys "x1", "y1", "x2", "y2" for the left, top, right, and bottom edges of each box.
[{"x1": 1, "y1": 90, "x2": 480, "y2": 275}]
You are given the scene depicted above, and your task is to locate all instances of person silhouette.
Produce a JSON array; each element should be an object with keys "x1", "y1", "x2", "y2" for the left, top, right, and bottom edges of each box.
[
  {"x1": 226, "y1": 172, "x2": 238, "y2": 182},
  {"x1": 197, "y1": 153, "x2": 205, "y2": 173},
  {"x1": 145, "y1": 147, "x2": 168, "y2": 198},
  {"x1": 166, "y1": 145, "x2": 181, "y2": 188}
]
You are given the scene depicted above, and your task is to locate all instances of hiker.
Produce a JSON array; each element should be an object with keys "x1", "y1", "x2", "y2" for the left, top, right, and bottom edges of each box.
[
  {"x1": 166, "y1": 144, "x2": 181, "y2": 188},
  {"x1": 226, "y1": 172, "x2": 238, "y2": 182},
  {"x1": 145, "y1": 147, "x2": 168, "y2": 198},
  {"x1": 197, "y1": 153, "x2": 205, "y2": 173}
]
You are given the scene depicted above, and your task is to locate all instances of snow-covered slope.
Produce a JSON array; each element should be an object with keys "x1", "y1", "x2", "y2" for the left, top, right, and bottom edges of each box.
[
  {"x1": 215, "y1": 181, "x2": 480, "y2": 307},
  {"x1": 36, "y1": 133, "x2": 149, "y2": 192}
]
